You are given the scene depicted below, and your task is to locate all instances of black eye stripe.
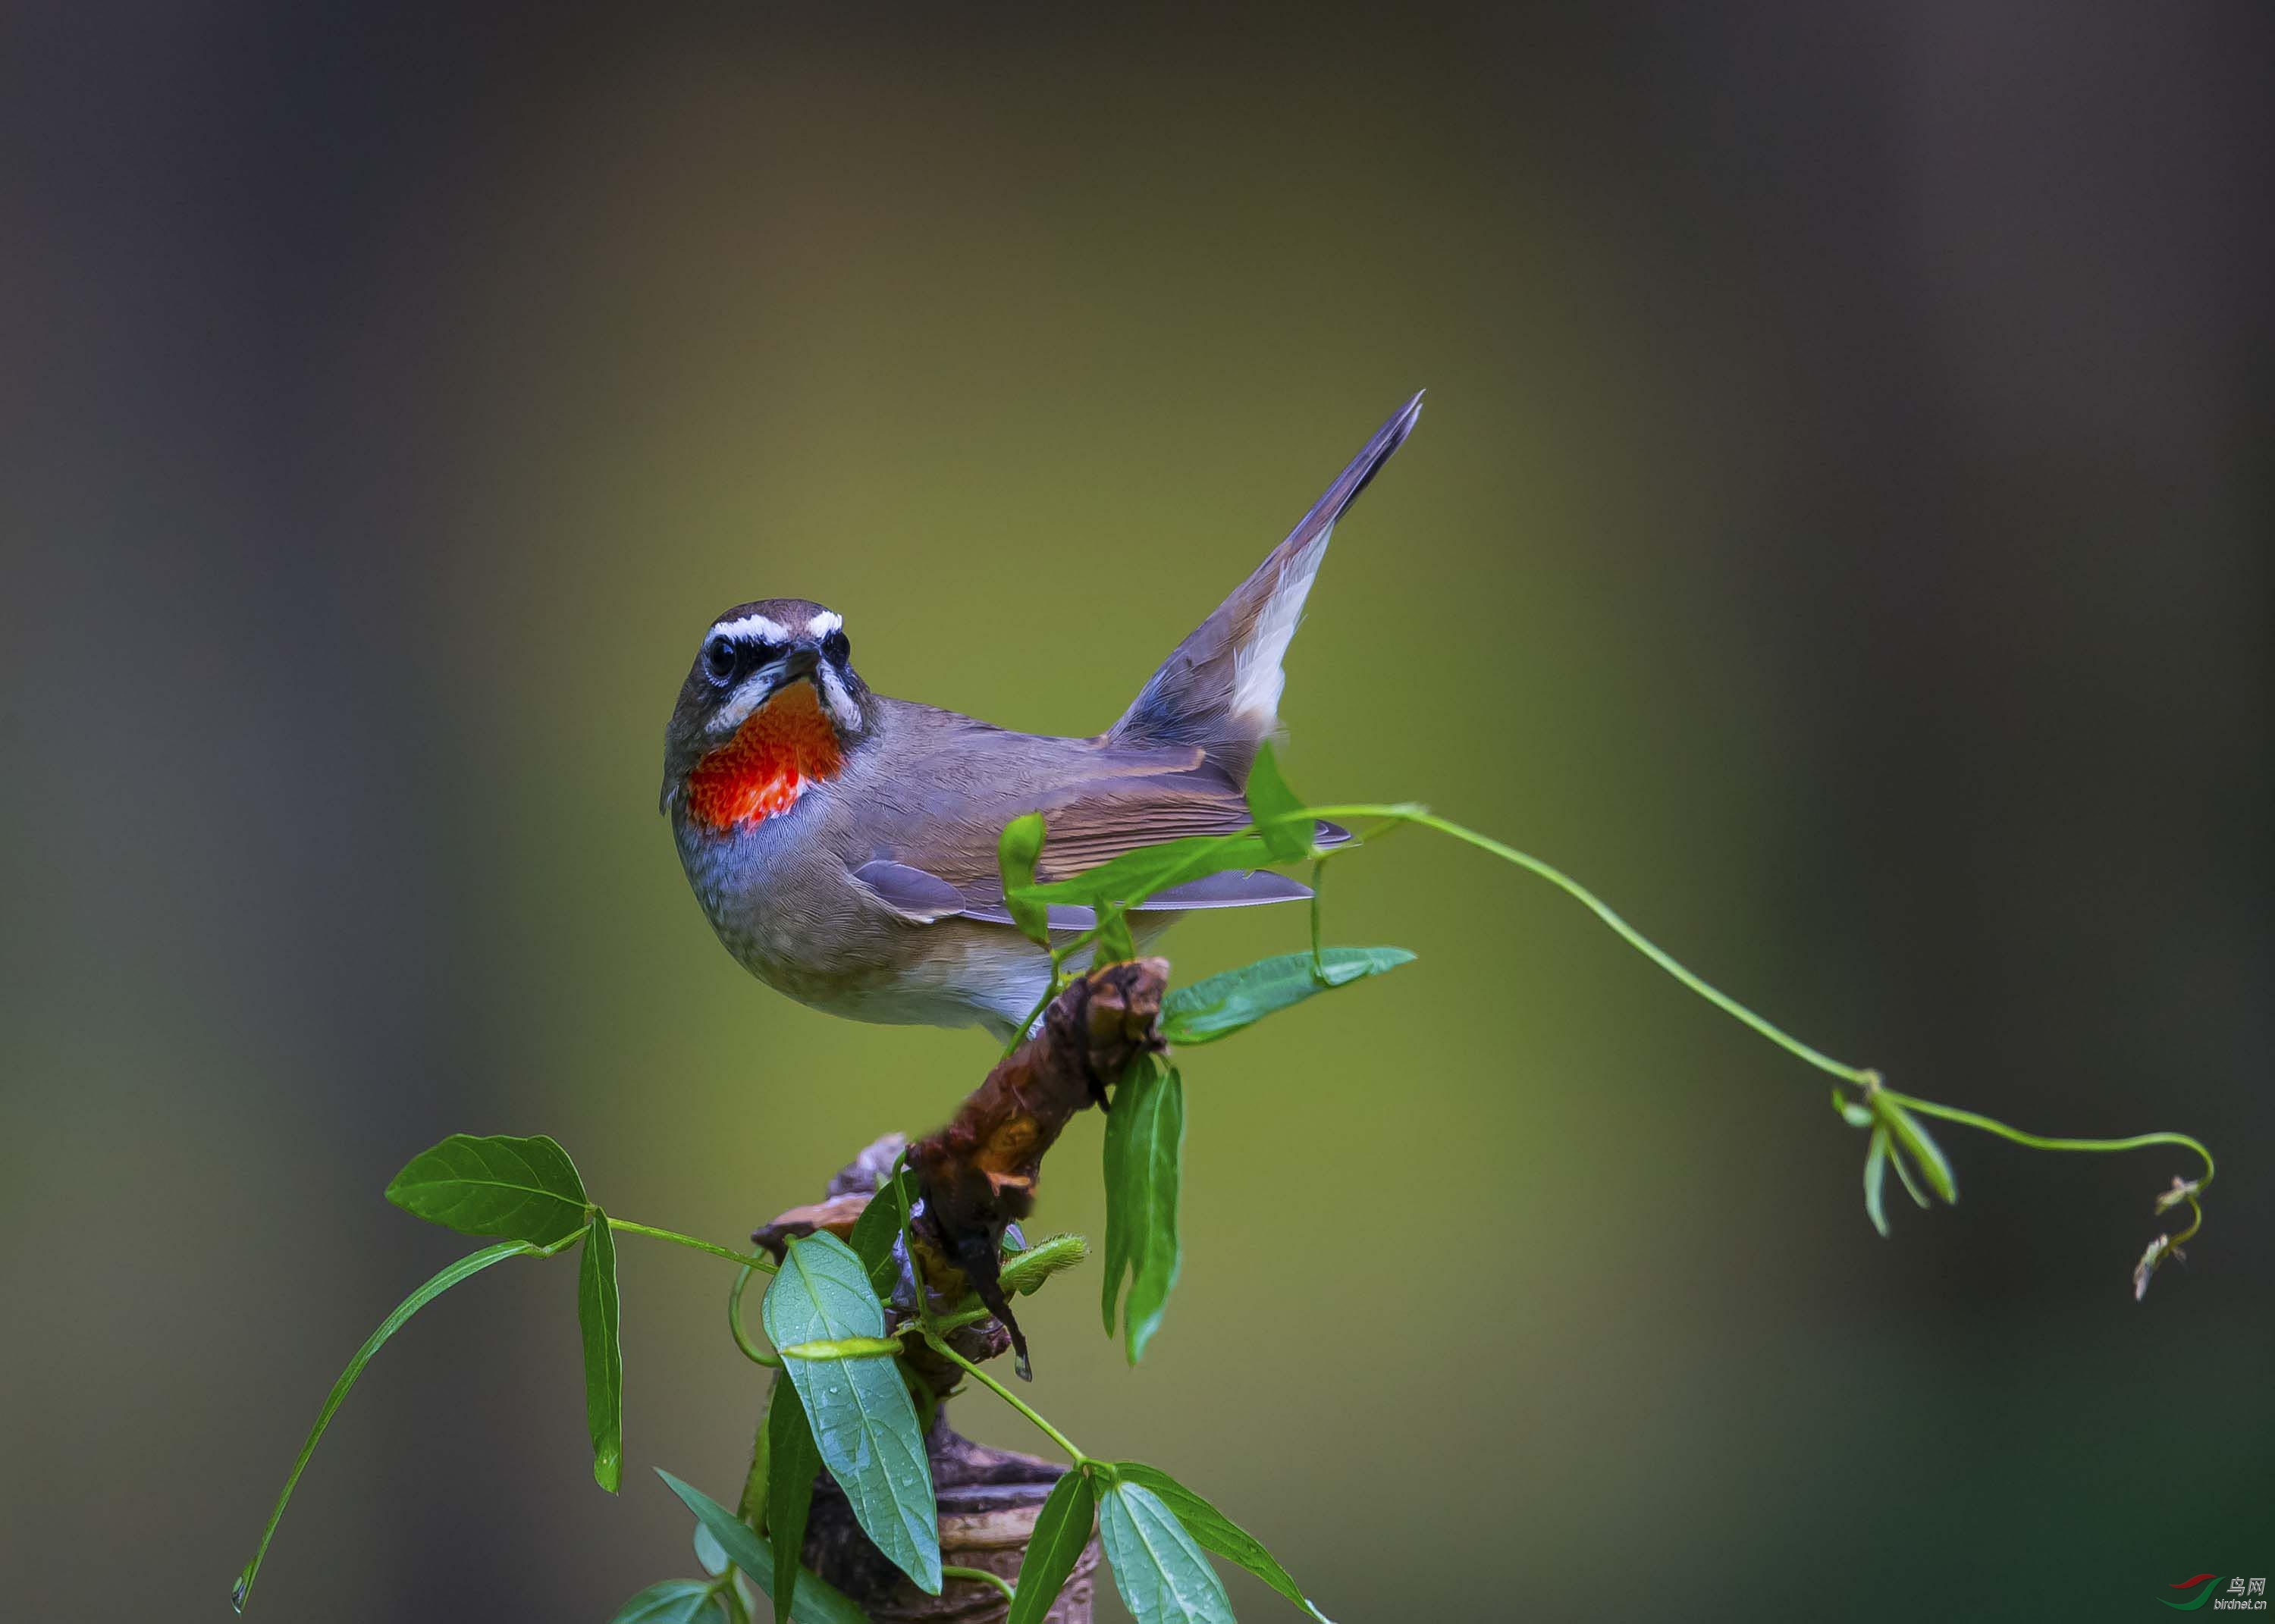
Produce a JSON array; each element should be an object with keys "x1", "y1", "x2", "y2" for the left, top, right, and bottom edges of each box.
[
  {"x1": 821, "y1": 629, "x2": 851, "y2": 664},
  {"x1": 701, "y1": 635, "x2": 805, "y2": 688}
]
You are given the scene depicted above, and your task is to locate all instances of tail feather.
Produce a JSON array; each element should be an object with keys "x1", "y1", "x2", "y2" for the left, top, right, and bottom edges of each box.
[{"x1": 1109, "y1": 391, "x2": 1424, "y2": 780}]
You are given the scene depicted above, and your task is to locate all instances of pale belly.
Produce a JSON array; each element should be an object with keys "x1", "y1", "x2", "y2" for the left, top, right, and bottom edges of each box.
[
  {"x1": 793, "y1": 932, "x2": 1055, "y2": 1036},
  {"x1": 784, "y1": 919, "x2": 1174, "y2": 1039}
]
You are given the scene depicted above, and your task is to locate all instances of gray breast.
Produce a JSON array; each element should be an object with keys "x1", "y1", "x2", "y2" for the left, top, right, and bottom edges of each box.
[{"x1": 673, "y1": 794, "x2": 1048, "y2": 1032}]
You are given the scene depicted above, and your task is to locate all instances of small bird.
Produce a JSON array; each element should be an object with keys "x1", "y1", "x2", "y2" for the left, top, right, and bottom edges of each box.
[{"x1": 661, "y1": 393, "x2": 1423, "y2": 1039}]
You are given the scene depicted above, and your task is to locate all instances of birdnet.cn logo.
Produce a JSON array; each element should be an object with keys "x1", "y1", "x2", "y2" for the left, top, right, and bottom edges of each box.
[{"x1": 2162, "y1": 1575, "x2": 2267, "y2": 1611}]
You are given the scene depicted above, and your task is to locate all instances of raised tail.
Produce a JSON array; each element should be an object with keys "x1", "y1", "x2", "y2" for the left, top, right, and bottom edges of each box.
[{"x1": 1109, "y1": 390, "x2": 1424, "y2": 780}]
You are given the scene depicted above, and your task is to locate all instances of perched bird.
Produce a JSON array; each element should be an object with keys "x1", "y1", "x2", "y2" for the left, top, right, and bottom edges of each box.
[{"x1": 661, "y1": 393, "x2": 1423, "y2": 1039}]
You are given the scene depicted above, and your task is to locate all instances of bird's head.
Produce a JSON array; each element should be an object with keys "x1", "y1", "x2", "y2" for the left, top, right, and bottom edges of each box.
[{"x1": 660, "y1": 598, "x2": 875, "y2": 825}]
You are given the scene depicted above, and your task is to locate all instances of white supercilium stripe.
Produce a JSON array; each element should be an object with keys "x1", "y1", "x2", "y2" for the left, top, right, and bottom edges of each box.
[{"x1": 709, "y1": 613, "x2": 791, "y2": 644}]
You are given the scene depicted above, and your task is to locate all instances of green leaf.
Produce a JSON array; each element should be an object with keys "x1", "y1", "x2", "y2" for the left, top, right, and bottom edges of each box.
[
  {"x1": 657, "y1": 1472, "x2": 871, "y2": 1624},
  {"x1": 779, "y1": 1335, "x2": 904, "y2": 1361},
  {"x1": 579, "y1": 1211, "x2": 625, "y2": 1491},
  {"x1": 766, "y1": 1381, "x2": 823, "y2": 1624},
  {"x1": 761, "y1": 1234, "x2": 940, "y2": 1593},
  {"x1": 847, "y1": 1168, "x2": 915, "y2": 1300},
  {"x1": 1159, "y1": 948, "x2": 1416, "y2": 1046},
  {"x1": 1831, "y1": 1088, "x2": 1875, "y2": 1130},
  {"x1": 999, "y1": 1231, "x2": 1088, "y2": 1296},
  {"x1": 999, "y1": 813, "x2": 1052, "y2": 947},
  {"x1": 739, "y1": 1391, "x2": 773, "y2": 1527},
  {"x1": 1099, "y1": 1480, "x2": 1234, "y2": 1624},
  {"x1": 1006, "y1": 1469, "x2": 1097, "y2": 1624},
  {"x1": 1244, "y1": 744, "x2": 1313, "y2": 862},
  {"x1": 1014, "y1": 833, "x2": 1277, "y2": 908},
  {"x1": 1862, "y1": 1127, "x2": 1891, "y2": 1238},
  {"x1": 608, "y1": 1579, "x2": 724, "y2": 1624},
  {"x1": 384, "y1": 1133, "x2": 590, "y2": 1245},
  {"x1": 1886, "y1": 1133, "x2": 1932, "y2": 1209},
  {"x1": 1110, "y1": 1463, "x2": 1333, "y2": 1622},
  {"x1": 232, "y1": 1241, "x2": 531, "y2": 1612},
  {"x1": 1100, "y1": 1138, "x2": 1131, "y2": 1335},
  {"x1": 695, "y1": 1524, "x2": 732, "y2": 1576},
  {"x1": 1095, "y1": 904, "x2": 1138, "y2": 966},
  {"x1": 1100, "y1": 1058, "x2": 1185, "y2": 1364},
  {"x1": 1883, "y1": 1102, "x2": 1957, "y2": 1204}
]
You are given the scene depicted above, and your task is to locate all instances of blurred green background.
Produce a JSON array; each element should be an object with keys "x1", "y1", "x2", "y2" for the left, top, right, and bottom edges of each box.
[{"x1": 5, "y1": 5, "x2": 2270, "y2": 1619}]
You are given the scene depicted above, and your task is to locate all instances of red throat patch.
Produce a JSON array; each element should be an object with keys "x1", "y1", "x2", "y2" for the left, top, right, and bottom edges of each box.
[{"x1": 684, "y1": 682, "x2": 846, "y2": 832}]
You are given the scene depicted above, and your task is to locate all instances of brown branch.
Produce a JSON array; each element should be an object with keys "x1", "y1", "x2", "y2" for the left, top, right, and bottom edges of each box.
[
  {"x1": 908, "y1": 958, "x2": 1166, "y2": 1378},
  {"x1": 745, "y1": 964, "x2": 1164, "y2": 1619},
  {"x1": 753, "y1": 958, "x2": 1168, "y2": 1380}
]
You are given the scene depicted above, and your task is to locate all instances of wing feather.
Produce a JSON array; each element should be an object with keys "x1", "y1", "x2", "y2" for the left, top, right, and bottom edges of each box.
[{"x1": 846, "y1": 702, "x2": 1346, "y2": 928}]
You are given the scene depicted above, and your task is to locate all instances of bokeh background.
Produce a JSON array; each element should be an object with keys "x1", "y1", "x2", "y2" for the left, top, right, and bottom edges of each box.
[{"x1": 5, "y1": 4, "x2": 2270, "y2": 1619}]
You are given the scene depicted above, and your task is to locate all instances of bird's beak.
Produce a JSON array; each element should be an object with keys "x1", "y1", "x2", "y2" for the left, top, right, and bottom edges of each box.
[{"x1": 780, "y1": 645, "x2": 821, "y2": 681}]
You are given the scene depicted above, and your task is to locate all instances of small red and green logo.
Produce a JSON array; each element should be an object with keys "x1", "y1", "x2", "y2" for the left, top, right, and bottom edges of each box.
[
  {"x1": 2164, "y1": 1575, "x2": 2223, "y2": 1611},
  {"x1": 2164, "y1": 1574, "x2": 2269, "y2": 1611}
]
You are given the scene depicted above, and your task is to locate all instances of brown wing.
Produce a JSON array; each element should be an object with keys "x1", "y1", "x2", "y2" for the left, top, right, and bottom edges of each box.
[
  {"x1": 837, "y1": 703, "x2": 1343, "y2": 924},
  {"x1": 1028, "y1": 770, "x2": 1254, "y2": 878}
]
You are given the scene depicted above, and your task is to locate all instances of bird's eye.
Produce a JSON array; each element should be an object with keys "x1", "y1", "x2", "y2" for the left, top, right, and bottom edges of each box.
[
  {"x1": 701, "y1": 638, "x2": 737, "y2": 685},
  {"x1": 821, "y1": 629, "x2": 851, "y2": 665}
]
